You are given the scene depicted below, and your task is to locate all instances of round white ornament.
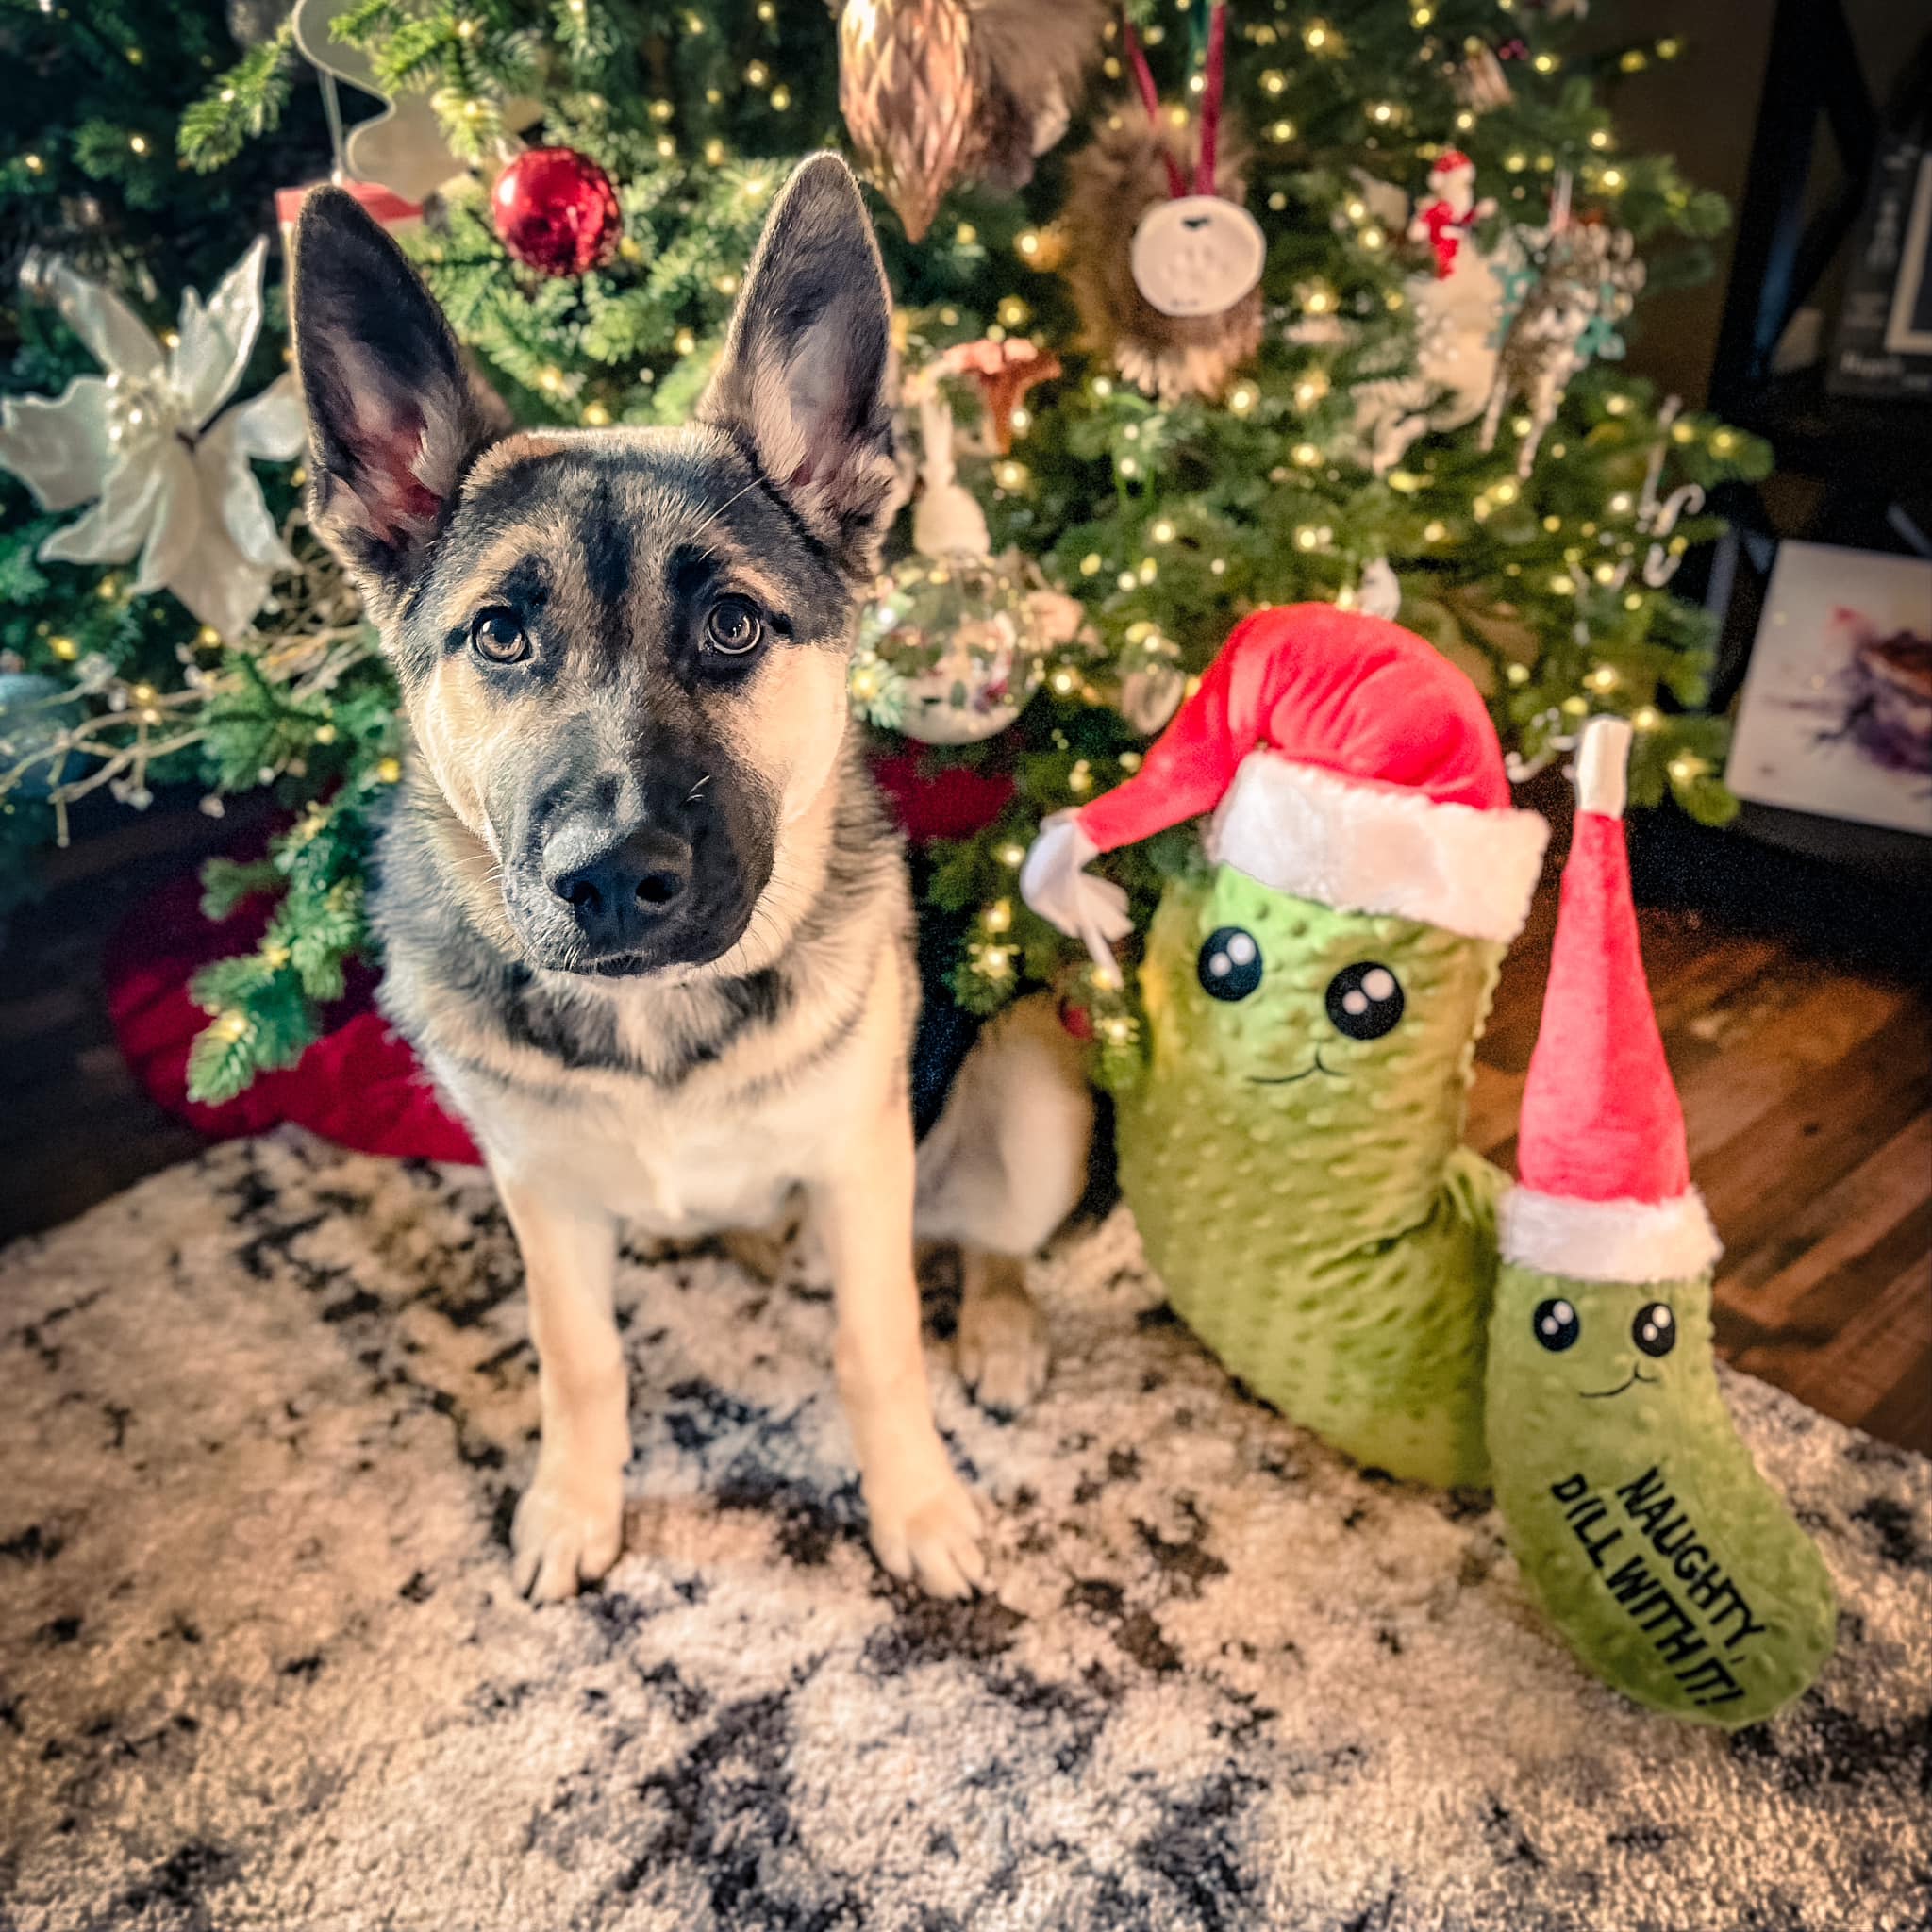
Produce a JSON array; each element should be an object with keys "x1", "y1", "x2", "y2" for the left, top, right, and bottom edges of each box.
[{"x1": 1129, "y1": 195, "x2": 1266, "y2": 320}]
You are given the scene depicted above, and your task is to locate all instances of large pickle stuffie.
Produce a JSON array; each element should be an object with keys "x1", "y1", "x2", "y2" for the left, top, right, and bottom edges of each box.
[
  {"x1": 1022, "y1": 607, "x2": 1835, "y2": 1726},
  {"x1": 1025, "y1": 606, "x2": 1552, "y2": 1490}
]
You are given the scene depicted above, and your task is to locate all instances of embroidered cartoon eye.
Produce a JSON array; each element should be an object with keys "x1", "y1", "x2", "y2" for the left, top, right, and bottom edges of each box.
[
  {"x1": 1325, "y1": 962, "x2": 1404, "y2": 1040},
  {"x1": 1632, "y1": 1302, "x2": 1676, "y2": 1358},
  {"x1": 704, "y1": 594, "x2": 764, "y2": 656},
  {"x1": 1198, "y1": 926, "x2": 1262, "y2": 1001},
  {"x1": 470, "y1": 607, "x2": 529, "y2": 664},
  {"x1": 1534, "y1": 1298, "x2": 1581, "y2": 1352}
]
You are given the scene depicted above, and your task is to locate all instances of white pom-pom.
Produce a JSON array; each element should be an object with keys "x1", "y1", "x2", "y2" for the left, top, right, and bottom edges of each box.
[
  {"x1": 1575, "y1": 715, "x2": 1632, "y2": 820},
  {"x1": 1355, "y1": 557, "x2": 1402, "y2": 620}
]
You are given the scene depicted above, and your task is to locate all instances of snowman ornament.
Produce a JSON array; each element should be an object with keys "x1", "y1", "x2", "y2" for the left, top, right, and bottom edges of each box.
[
  {"x1": 1410, "y1": 149, "x2": 1496, "y2": 280},
  {"x1": 1349, "y1": 153, "x2": 1506, "y2": 475}
]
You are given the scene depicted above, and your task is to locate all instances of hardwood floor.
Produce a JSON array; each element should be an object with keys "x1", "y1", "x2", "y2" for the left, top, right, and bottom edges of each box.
[{"x1": 3, "y1": 791, "x2": 1927, "y2": 1456}]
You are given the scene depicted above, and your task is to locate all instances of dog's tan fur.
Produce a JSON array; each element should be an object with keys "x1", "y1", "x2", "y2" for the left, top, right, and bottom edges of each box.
[{"x1": 291, "y1": 158, "x2": 1090, "y2": 1602}]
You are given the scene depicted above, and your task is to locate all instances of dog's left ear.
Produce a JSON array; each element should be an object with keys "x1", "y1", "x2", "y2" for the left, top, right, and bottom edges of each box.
[{"x1": 698, "y1": 155, "x2": 897, "y2": 580}]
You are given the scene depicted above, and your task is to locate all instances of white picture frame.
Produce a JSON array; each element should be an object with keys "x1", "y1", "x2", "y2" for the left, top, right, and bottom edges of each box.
[
  {"x1": 1725, "y1": 541, "x2": 1932, "y2": 838},
  {"x1": 1885, "y1": 149, "x2": 1932, "y2": 357}
]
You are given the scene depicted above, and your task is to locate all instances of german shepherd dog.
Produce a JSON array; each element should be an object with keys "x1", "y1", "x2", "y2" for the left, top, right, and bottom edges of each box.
[{"x1": 290, "y1": 158, "x2": 1091, "y2": 1603}]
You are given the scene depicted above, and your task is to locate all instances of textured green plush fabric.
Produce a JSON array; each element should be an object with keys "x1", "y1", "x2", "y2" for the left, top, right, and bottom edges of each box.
[
  {"x1": 1116, "y1": 866, "x2": 1507, "y2": 1490},
  {"x1": 1484, "y1": 1262, "x2": 1838, "y2": 1727}
]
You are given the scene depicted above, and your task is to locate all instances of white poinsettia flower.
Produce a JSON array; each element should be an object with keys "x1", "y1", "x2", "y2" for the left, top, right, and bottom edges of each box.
[{"x1": 0, "y1": 239, "x2": 308, "y2": 641}]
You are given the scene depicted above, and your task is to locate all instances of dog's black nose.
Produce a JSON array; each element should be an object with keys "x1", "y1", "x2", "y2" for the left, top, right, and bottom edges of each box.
[{"x1": 546, "y1": 823, "x2": 692, "y2": 954}]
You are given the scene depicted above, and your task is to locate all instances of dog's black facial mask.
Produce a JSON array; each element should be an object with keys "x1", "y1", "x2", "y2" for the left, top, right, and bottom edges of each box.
[{"x1": 292, "y1": 158, "x2": 898, "y2": 978}]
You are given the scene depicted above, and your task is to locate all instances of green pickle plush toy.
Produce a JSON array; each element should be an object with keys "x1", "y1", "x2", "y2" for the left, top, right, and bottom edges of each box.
[
  {"x1": 1486, "y1": 716, "x2": 1837, "y2": 1725},
  {"x1": 1022, "y1": 606, "x2": 1835, "y2": 1725},
  {"x1": 1123, "y1": 870, "x2": 1507, "y2": 1490}
]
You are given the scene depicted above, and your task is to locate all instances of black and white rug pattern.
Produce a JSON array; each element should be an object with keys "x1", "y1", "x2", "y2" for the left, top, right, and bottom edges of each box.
[{"x1": 1, "y1": 1130, "x2": 1926, "y2": 1931}]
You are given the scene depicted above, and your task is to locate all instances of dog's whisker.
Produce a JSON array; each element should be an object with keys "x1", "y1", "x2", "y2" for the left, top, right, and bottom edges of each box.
[{"x1": 685, "y1": 475, "x2": 761, "y2": 547}]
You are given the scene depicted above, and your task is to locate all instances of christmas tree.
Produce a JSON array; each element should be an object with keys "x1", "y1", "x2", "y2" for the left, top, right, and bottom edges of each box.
[
  {"x1": 0, "y1": 0, "x2": 332, "y2": 913},
  {"x1": 0, "y1": 0, "x2": 1768, "y2": 1101}
]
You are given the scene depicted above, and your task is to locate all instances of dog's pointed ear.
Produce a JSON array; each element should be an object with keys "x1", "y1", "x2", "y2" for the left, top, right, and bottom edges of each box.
[
  {"x1": 697, "y1": 155, "x2": 898, "y2": 579},
  {"x1": 291, "y1": 188, "x2": 502, "y2": 608}
]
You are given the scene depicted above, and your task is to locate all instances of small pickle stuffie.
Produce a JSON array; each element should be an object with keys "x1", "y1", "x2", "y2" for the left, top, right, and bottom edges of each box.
[
  {"x1": 1023, "y1": 607, "x2": 1836, "y2": 1725},
  {"x1": 1488, "y1": 719, "x2": 1836, "y2": 1727}
]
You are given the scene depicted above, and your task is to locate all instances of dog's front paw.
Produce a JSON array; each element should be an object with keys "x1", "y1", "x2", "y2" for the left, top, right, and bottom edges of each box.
[
  {"x1": 958, "y1": 1286, "x2": 1049, "y2": 1418},
  {"x1": 511, "y1": 1464, "x2": 624, "y2": 1604},
  {"x1": 867, "y1": 1466, "x2": 987, "y2": 1600}
]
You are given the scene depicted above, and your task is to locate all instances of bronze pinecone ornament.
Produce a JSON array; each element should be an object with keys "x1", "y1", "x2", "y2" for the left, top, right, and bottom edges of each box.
[{"x1": 838, "y1": 0, "x2": 1108, "y2": 242}]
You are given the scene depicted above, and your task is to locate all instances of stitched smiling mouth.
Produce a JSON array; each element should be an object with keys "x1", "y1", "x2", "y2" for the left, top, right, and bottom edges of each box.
[
  {"x1": 1249, "y1": 1050, "x2": 1344, "y2": 1087},
  {"x1": 1578, "y1": 1368, "x2": 1660, "y2": 1401}
]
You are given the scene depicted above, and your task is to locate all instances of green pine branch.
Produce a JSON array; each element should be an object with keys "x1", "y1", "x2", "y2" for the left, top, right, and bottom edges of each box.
[{"x1": 178, "y1": 21, "x2": 298, "y2": 172}]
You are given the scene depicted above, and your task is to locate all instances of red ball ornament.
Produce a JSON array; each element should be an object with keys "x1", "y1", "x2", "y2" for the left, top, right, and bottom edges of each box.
[{"x1": 491, "y1": 147, "x2": 622, "y2": 277}]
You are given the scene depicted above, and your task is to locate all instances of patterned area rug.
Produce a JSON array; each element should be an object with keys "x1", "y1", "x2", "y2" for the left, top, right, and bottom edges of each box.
[{"x1": 1, "y1": 1132, "x2": 1927, "y2": 1932}]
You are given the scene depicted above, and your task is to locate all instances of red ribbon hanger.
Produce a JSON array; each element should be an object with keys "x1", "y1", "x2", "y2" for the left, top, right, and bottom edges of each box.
[
  {"x1": 1121, "y1": 17, "x2": 1186, "y2": 202},
  {"x1": 1195, "y1": 0, "x2": 1227, "y2": 198},
  {"x1": 1121, "y1": 0, "x2": 1230, "y2": 203}
]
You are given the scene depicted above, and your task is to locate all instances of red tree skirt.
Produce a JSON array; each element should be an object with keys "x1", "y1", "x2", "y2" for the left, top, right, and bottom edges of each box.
[
  {"x1": 869, "y1": 749, "x2": 1013, "y2": 842},
  {"x1": 106, "y1": 749, "x2": 1009, "y2": 1166},
  {"x1": 107, "y1": 873, "x2": 482, "y2": 1165}
]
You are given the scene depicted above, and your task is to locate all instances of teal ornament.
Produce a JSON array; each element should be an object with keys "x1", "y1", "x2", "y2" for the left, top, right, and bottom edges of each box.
[{"x1": 0, "y1": 672, "x2": 71, "y2": 799}]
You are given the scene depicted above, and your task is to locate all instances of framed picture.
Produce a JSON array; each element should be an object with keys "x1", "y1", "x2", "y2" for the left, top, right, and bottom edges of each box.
[
  {"x1": 1829, "y1": 134, "x2": 1932, "y2": 402},
  {"x1": 1886, "y1": 147, "x2": 1932, "y2": 358},
  {"x1": 1725, "y1": 541, "x2": 1932, "y2": 837}
]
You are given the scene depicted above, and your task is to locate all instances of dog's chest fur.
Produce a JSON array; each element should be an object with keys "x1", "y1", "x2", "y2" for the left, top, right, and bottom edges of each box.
[{"x1": 373, "y1": 747, "x2": 915, "y2": 1234}]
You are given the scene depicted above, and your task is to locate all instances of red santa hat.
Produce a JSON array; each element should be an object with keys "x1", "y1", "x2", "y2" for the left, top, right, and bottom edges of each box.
[
  {"x1": 1021, "y1": 605, "x2": 1549, "y2": 963},
  {"x1": 1429, "y1": 149, "x2": 1476, "y2": 183},
  {"x1": 1497, "y1": 717, "x2": 1722, "y2": 1284}
]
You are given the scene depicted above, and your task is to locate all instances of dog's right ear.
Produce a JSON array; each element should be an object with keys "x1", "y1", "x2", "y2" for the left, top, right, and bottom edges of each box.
[{"x1": 291, "y1": 189, "x2": 500, "y2": 608}]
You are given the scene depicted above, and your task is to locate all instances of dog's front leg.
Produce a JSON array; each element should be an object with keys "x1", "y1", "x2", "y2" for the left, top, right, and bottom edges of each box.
[
  {"x1": 812, "y1": 1100, "x2": 987, "y2": 1599},
  {"x1": 494, "y1": 1171, "x2": 629, "y2": 1603}
]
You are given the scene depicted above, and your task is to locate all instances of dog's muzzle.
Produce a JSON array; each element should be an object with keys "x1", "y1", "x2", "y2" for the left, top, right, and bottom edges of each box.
[
  {"x1": 509, "y1": 758, "x2": 768, "y2": 977},
  {"x1": 542, "y1": 816, "x2": 695, "y2": 971}
]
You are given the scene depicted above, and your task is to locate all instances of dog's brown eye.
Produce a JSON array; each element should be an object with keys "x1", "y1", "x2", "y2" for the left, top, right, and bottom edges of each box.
[
  {"x1": 703, "y1": 595, "x2": 762, "y2": 657},
  {"x1": 470, "y1": 608, "x2": 529, "y2": 664}
]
